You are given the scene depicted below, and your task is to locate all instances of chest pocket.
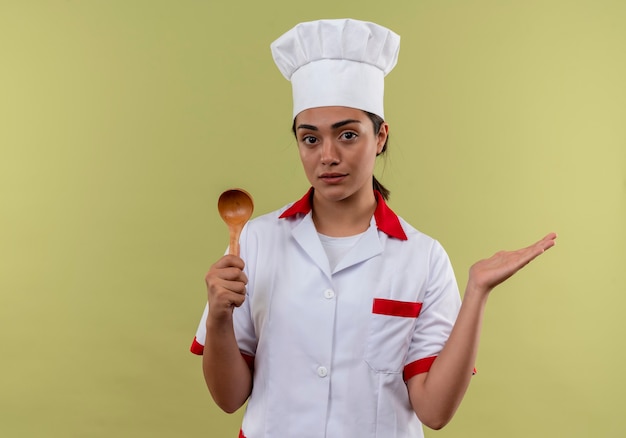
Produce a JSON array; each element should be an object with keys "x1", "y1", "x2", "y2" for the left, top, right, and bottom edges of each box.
[{"x1": 364, "y1": 298, "x2": 422, "y2": 373}]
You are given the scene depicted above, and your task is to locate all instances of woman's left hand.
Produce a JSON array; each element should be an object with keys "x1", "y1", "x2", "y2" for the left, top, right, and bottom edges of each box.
[{"x1": 467, "y1": 232, "x2": 557, "y2": 296}]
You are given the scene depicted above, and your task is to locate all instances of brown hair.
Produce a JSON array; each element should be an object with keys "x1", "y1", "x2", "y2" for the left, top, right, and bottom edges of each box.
[{"x1": 364, "y1": 111, "x2": 390, "y2": 200}]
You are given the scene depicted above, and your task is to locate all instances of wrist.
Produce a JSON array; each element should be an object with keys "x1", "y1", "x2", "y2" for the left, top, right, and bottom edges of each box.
[
  {"x1": 206, "y1": 312, "x2": 235, "y2": 334},
  {"x1": 463, "y1": 281, "x2": 491, "y2": 303}
]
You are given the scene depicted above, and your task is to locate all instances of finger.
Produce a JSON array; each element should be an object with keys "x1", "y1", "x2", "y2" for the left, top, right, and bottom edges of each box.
[
  {"x1": 540, "y1": 232, "x2": 557, "y2": 250},
  {"x1": 528, "y1": 233, "x2": 557, "y2": 257},
  {"x1": 212, "y1": 254, "x2": 246, "y2": 270},
  {"x1": 214, "y1": 266, "x2": 248, "y2": 282},
  {"x1": 205, "y1": 266, "x2": 248, "y2": 287},
  {"x1": 220, "y1": 278, "x2": 247, "y2": 295},
  {"x1": 206, "y1": 281, "x2": 247, "y2": 316},
  {"x1": 207, "y1": 273, "x2": 247, "y2": 296},
  {"x1": 514, "y1": 233, "x2": 557, "y2": 266},
  {"x1": 231, "y1": 293, "x2": 246, "y2": 308},
  {"x1": 207, "y1": 290, "x2": 246, "y2": 315},
  {"x1": 213, "y1": 287, "x2": 247, "y2": 304}
]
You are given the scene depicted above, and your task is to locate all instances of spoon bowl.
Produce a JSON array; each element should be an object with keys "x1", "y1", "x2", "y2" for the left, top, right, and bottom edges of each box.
[{"x1": 217, "y1": 188, "x2": 254, "y2": 256}]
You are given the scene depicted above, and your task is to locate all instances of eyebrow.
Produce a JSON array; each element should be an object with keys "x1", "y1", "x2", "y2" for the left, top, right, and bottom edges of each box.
[{"x1": 296, "y1": 119, "x2": 362, "y2": 131}]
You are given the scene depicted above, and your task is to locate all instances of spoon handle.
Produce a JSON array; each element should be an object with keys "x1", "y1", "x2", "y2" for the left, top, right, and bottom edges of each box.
[{"x1": 228, "y1": 226, "x2": 242, "y2": 256}]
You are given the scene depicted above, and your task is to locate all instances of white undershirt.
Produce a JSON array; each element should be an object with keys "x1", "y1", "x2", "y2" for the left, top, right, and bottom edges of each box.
[{"x1": 318, "y1": 231, "x2": 366, "y2": 271}]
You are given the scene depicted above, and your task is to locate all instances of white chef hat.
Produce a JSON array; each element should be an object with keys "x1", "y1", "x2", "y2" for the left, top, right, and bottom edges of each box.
[{"x1": 270, "y1": 18, "x2": 400, "y2": 119}]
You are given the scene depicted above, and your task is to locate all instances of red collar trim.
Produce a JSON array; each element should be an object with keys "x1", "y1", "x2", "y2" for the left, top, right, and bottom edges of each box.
[
  {"x1": 279, "y1": 188, "x2": 408, "y2": 241},
  {"x1": 279, "y1": 188, "x2": 315, "y2": 218}
]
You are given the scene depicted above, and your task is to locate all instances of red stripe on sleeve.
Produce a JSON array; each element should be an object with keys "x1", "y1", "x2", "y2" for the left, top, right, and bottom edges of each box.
[
  {"x1": 241, "y1": 353, "x2": 255, "y2": 371},
  {"x1": 190, "y1": 337, "x2": 204, "y2": 355},
  {"x1": 403, "y1": 357, "x2": 478, "y2": 381},
  {"x1": 190, "y1": 338, "x2": 254, "y2": 373},
  {"x1": 403, "y1": 356, "x2": 437, "y2": 381},
  {"x1": 372, "y1": 298, "x2": 422, "y2": 318}
]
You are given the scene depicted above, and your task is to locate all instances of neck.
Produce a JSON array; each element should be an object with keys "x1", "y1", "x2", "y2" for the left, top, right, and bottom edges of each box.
[{"x1": 311, "y1": 189, "x2": 377, "y2": 237}]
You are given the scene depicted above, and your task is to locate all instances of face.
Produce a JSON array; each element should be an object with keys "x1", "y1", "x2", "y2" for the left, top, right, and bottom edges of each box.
[{"x1": 294, "y1": 106, "x2": 388, "y2": 205}]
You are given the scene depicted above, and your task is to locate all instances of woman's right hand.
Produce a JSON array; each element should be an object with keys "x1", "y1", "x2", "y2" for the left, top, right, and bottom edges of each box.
[
  {"x1": 205, "y1": 255, "x2": 248, "y2": 323},
  {"x1": 202, "y1": 255, "x2": 253, "y2": 412}
]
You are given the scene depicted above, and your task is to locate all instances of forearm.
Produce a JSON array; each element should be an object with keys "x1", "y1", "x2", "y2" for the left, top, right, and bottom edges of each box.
[
  {"x1": 408, "y1": 233, "x2": 556, "y2": 429},
  {"x1": 202, "y1": 317, "x2": 253, "y2": 413},
  {"x1": 408, "y1": 285, "x2": 488, "y2": 429}
]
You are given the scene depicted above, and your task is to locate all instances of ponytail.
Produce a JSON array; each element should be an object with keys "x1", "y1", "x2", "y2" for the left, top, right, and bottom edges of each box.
[
  {"x1": 373, "y1": 176, "x2": 390, "y2": 200},
  {"x1": 366, "y1": 112, "x2": 391, "y2": 200}
]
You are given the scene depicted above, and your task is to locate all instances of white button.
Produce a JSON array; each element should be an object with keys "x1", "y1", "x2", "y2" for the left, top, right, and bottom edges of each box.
[
  {"x1": 317, "y1": 366, "x2": 328, "y2": 377},
  {"x1": 323, "y1": 289, "x2": 335, "y2": 299}
]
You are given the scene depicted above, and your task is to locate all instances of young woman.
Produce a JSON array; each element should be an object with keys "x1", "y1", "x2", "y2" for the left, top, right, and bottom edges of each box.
[{"x1": 191, "y1": 19, "x2": 557, "y2": 438}]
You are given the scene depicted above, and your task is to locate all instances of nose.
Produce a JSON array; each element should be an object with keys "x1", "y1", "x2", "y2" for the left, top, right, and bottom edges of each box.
[{"x1": 320, "y1": 139, "x2": 339, "y2": 165}]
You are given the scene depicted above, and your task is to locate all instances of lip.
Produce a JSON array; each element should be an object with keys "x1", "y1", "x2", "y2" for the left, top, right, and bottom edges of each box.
[{"x1": 319, "y1": 173, "x2": 348, "y2": 184}]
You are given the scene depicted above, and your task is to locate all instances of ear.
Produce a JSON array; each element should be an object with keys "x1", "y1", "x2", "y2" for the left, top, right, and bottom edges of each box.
[{"x1": 376, "y1": 122, "x2": 389, "y2": 155}]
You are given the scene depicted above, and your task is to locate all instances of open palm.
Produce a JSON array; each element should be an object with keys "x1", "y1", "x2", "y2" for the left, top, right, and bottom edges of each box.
[{"x1": 469, "y1": 233, "x2": 557, "y2": 293}]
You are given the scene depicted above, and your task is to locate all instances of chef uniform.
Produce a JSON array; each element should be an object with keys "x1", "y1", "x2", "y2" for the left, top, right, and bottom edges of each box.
[{"x1": 191, "y1": 19, "x2": 463, "y2": 438}]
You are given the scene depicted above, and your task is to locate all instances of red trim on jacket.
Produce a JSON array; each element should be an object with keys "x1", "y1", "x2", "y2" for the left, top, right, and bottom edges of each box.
[
  {"x1": 279, "y1": 188, "x2": 408, "y2": 240},
  {"x1": 372, "y1": 298, "x2": 422, "y2": 318},
  {"x1": 403, "y1": 356, "x2": 437, "y2": 381},
  {"x1": 372, "y1": 190, "x2": 408, "y2": 240},
  {"x1": 279, "y1": 187, "x2": 314, "y2": 217},
  {"x1": 239, "y1": 429, "x2": 246, "y2": 438},
  {"x1": 190, "y1": 338, "x2": 255, "y2": 372},
  {"x1": 241, "y1": 353, "x2": 255, "y2": 371},
  {"x1": 403, "y1": 356, "x2": 478, "y2": 381},
  {"x1": 190, "y1": 337, "x2": 204, "y2": 355}
]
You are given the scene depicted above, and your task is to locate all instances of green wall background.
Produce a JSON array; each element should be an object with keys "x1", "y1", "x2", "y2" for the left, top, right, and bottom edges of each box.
[{"x1": 1, "y1": 1, "x2": 625, "y2": 437}]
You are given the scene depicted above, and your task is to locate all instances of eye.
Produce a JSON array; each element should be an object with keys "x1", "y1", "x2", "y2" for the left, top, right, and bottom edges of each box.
[
  {"x1": 341, "y1": 131, "x2": 358, "y2": 141},
  {"x1": 301, "y1": 135, "x2": 318, "y2": 146}
]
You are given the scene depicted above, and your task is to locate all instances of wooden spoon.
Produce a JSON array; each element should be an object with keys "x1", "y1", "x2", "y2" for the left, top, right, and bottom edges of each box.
[{"x1": 217, "y1": 188, "x2": 254, "y2": 256}]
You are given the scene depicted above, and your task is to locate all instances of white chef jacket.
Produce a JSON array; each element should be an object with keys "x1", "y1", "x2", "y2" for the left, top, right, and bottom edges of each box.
[{"x1": 192, "y1": 189, "x2": 462, "y2": 438}]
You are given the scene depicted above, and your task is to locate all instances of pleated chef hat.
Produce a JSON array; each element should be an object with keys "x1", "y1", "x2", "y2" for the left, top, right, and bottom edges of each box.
[{"x1": 270, "y1": 19, "x2": 400, "y2": 119}]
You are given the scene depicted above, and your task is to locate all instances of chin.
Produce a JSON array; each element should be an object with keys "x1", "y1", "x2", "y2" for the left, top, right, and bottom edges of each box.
[{"x1": 314, "y1": 185, "x2": 353, "y2": 202}]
